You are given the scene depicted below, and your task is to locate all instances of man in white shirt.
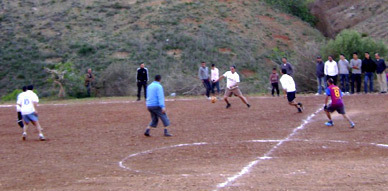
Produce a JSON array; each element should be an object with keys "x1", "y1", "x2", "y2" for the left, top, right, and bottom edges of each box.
[
  {"x1": 279, "y1": 69, "x2": 303, "y2": 113},
  {"x1": 324, "y1": 55, "x2": 338, "y2": 86},
  {"x1": 215, "y1": 66, "x2": 250, "y2": 109},
  {"x1": 16, "y1": 85, "x2": 46, "y2": 141},
  {"x1": 210, "y1": 64, "x2": 220, "y2": 97}
]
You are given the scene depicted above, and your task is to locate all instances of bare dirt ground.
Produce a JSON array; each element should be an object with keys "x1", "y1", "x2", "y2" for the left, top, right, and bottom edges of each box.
[{"x1": 1, "y1": 94, "x2": 387, "y2": 191}]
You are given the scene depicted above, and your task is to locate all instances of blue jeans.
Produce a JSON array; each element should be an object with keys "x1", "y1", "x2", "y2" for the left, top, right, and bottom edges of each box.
[
  {"x1": 202, "y1": 79, "x2": 211, "y2": 97},
  {"x1": 317, "y1": 76, "x2": 325, "y2": 94},
  {"x1": 340, "y1": 74, "x2": 349, "y2": 92},
  {"x1": 211, "y1": 81, "x2": 220, "y2": 94},
  {"x1": 147, "y1": 106, "x2": 170, "y2": 127},
  {"x1": 364, "y1": 72, "x2": 374, "y2": 93}
]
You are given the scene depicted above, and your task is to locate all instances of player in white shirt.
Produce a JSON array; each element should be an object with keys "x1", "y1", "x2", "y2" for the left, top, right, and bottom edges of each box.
[
  {"x1": 16, "y1": 86, "x2": 27, "y2": 129},
  {"x1": 279, "y1": 69, "x2": 304, "y2": 113},
  {"x1": 210, "y1": 64, "x2": 220, "y2": 98},
  {"x1": 16, "y1": 85, "x2": 45, "y2": 141},
  {"x1": 215, "y1": 66, "x2": 250, "y2": 109}
]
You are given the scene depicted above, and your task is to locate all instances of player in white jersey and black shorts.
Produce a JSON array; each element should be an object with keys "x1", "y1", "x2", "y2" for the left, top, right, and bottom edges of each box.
[
  {"x1": 279, "y1": 69, "x2": 304, "y2": 113},
  {"x1": 215, "y1": 65, "x2": 250, "y2": 109},
  {"x1": 16, "y1": 85, "x2": 46, "y2": 141}
]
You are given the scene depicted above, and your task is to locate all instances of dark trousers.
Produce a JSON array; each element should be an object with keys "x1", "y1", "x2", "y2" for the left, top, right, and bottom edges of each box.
[
  {"x1": 340, "y1": 74, "x2": 349, "y2": 92},
  {"x1": 351, "y1": 74, "x2": 361, "y2": 94},
  {"x1": 137, "y1": 81, "x2": 147, "y2": 99},
  {"x1": 17, "y1": 112, "x2": 24, "y2": 128},
  {"x1": 202, "y1": 79, "x2": 211, "y2": 97},
  {"x1": 271, "y1": 83, "x2": 279, "y2": 96},
  {"x1": 147, "y1": 106, "x2": 170, "y2": 127},
  {"x1": 326, "y1": 75, "x2": 338, "y2": 86},
  {"x1": 211, "y1": 81, "x2": 220, "y2": 94},
  {"x1": 86, "y1": 84, "x2": 91, "y2": 97},
  {"x1": 364, "y1": 72, "x2": 374, "y2": 93}
]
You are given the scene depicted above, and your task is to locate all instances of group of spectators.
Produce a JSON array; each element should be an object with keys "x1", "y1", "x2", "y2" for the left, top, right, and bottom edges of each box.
[{"x1": 316, "y1": 52, "x2": 387, "y2": 95}]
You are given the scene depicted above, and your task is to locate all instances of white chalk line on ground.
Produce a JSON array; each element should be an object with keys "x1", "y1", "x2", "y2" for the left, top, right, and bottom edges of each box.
[{"x1": 214, "y1": 107, "x2": 324, "y2": 190}]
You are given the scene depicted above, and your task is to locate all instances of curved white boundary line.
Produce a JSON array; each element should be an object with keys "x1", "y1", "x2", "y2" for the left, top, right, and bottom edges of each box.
[{"x1": 214, "y1": 107, "x2": 323, "y2": 190}]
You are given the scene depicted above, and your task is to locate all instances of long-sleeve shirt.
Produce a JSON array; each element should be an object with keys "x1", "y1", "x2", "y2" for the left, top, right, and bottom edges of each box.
[
  {"x1": 146, "y1": 81, "x2": 165, "y2": 109},
  {"x1": 361, "y1": 58, "x2": 377, "y2": 73},
  {"x1": 316, "y1": 61, "x2": 325, "y2": 77},
  {"x1": 376, "y1": 59, "x2": 386, "y2": 74},
  {"x1": 338, "y1": 59, "x2": 350, "y2": 74},
  {"x1": 324, "y1": 60, "x2": 338, "y2": 76},
  {"x1": 350, "y1": 59, "x2": 362, "y2": 74},
  {"x1": 281, "y1": 63, "x2": 293, "y2": 76},
  {"x1": 198, "y1": 67, "x2": 209, "y2": 80},
  {"x1": 136, "y1": 68, "x2": 149, "y2": 82},
  {"x1": 269, "y1": 73, "x2": 279, "y2": 83},
  {"x1": 211, "y1": 68, "x2": 219, "y2": 81}
]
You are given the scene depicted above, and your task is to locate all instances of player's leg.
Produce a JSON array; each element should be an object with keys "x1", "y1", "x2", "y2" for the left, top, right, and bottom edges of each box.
[
  {"x1": 21, "y1": 115, "x2": 30, "y2": 140},
  {"x1": 157, "y1": 109, "x2": 171, "y2": 137},
  {"x1": 31, "y1": 120, "x2": 45, "y2": 141},
  {"x1": 17, "y1": 112, "x2": 24, "y2": 128},
  {"x1": 224, "y1": 89, "x2": 231, "y2": 108},
  {"x1": 215, "y1": 82, "x2": 220, "y2": 97},
  {"x1": 145, "y1": 107, "x2": 158, "y2": 136},
  {"x1": 338, "y1": 106, "x2": 355, "y2": 128},
  {"x1": 234, "y1": 89, "x2": 250, "y2": 108},
  {"x1": 324, "y1": 105, "x2": 334, "y2": 126}
]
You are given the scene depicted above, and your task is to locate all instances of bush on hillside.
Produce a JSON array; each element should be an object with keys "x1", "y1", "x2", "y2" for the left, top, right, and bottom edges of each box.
[
  {"x1": 98, "y1": 63, "x2": 136, "y2": 96},
  {"x1": 321, "y1": 30, "x2": 388, "y2": 60},
  {"x1": 264, "y1": 0, "x2": 317, "y2": 25}
]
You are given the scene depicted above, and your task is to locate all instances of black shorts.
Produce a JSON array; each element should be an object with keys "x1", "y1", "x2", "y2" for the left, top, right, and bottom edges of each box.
[
  {"x1": 287, "y1": 91, "x2": 296, "y2": 102},
  {"x1": 325, "y1": 104, "x2": 346, "y2": 114}
]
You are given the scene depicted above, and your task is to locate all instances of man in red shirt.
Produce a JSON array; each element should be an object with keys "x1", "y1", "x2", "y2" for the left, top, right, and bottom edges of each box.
[{"x1": 324, "y1": 78, "x2": 355, "y2": 128}]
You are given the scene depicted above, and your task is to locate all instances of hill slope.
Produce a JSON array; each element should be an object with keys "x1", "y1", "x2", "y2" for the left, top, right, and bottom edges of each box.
[{"x1": 0, "y1": 0, "x2": 324, "y2": 97}]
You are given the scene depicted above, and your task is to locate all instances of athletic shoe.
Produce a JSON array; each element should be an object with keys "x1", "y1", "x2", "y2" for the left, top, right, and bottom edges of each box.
[
  {"x1": 136, "y1": 98, "x2": 140, "y2": 101},
  {"x1": 22, "y1": 133, "x2": 27, "y2": 141},
  {"x1": 298, "y1": 103, "x2": 304, "y2": 111},
  {"x1": 350, "y1": 122, "x2": 355, "y2": 128},
  {"x1": 325, "y1": 121, "x2": 334, "y2": 127},
  {"x1": 39, "y1": 135, "x2": 46, "y2": 141},
  {"x1": 144, "y1": 129, "x2": 150, "y2": 137},
  {"x1": 315, "y1": 93, "x2": 320, "y2": 95},
  {"x1": 297, "y1": 108, "x2": 302, "y2": 113},
  {"x1": 164, "y1": 129, "x2": 172, "y2": 137},
  {"x1": 226, "y1": 103, "x2": 231, "y2": 109},
  {"x1": 247, "y1": 104, "x2": 251, "y2": 108}
]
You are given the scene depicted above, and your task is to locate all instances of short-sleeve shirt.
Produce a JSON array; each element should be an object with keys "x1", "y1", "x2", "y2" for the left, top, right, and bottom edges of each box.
[
  {"x1": 211, "y1": 68, "x2": 219, "y2": 81},
  {"x1": 326, "y1": 85, "x2": 343, "y2": 107},
  {"x1": 279, "y1": 74, "x2": 296, "y2": 92},
  {"x1": 223, "y1": 71, "x2": 240, "y2": 89},
  {"x1": 16, "y1": 90, "x2": 39, "y2": 115}
]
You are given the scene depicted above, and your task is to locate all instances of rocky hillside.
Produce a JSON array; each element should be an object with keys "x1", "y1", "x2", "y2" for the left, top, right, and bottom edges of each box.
[
  {"x1": 0, "y1": 0, "x2": 324, "y2": 98},
  {"x1": 311, "y1": 0, "x2": 388, "y2": 44}
]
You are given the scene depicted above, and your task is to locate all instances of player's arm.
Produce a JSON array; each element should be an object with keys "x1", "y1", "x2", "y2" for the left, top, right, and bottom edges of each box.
[
  {"x1": 33, "y1": 102, "x2": 39, "y2": 115},
  {"x1": 215, "y1": 75, "x2": 224, "y2": 83},
  {"x1": 230, "y1": 82, "x2": 239, "y2": 89}
]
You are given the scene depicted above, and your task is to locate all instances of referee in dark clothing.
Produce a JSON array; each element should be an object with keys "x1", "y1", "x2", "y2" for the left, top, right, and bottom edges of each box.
[{"x1": 136, "y1": 63, "x2": 149, "y2": 101}]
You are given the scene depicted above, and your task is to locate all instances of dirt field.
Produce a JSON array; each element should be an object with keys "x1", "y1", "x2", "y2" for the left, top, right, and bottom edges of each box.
[{"x1": 1, "y1": 94, "x2": 387, "y2": 191}]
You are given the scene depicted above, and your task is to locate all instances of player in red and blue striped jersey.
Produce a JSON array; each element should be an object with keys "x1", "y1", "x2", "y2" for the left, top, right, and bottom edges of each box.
[{"x1": 324, "y1": 78, "x2": 355, "y2": 128}]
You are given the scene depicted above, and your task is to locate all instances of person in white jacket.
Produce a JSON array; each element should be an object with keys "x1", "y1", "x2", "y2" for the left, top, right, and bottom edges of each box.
[{"x1": 324, "y1": 55, "x2": 338, "y2": 86}]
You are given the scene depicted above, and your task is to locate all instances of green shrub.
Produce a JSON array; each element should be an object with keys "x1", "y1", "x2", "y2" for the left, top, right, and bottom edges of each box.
[
  {"x1": 321, "y1": 30, "x2": 388, "y2": 60},
  {"x1": 1, "y1": 89, "x2": 23, "y2": 102},
  {"x1": 263, "y1": 0, "x2": 317, "y2": 25}
]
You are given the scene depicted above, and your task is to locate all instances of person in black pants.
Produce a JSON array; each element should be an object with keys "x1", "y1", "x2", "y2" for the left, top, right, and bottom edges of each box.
[
  {"x1": 16, "y1": 86, "x2": 27, "y2": 128},
  {"x1": 269, "y1": 68, "x2": 280, "y2": 96},
  {"x1": 136, "y1": 63, "x2": 149, "y2": 101}
]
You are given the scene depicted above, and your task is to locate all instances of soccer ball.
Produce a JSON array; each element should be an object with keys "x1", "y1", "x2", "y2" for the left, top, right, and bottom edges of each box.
[{"x1": 211, "y1": 96, "x2": 216, "y2": 103}]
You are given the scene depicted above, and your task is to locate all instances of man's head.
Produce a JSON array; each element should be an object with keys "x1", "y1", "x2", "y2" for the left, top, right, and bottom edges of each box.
[
  {"x1": 328, "y1": 55, "x2": 333, "y2": 61},
  {"x1": 282, "y1": 57, "x2": 287, "y2": 64},
  {"x1": 340, "y1": 54, "x2": 345, "y2": 60},
  {"x1": 87, "y1": 68, "x2": 92, "y2": 73},
  {"x1": 281, "y1": 69, "x2": 287, "y2": 75},
  {"x1": 140, "y1": 62, "x2": 145, "y2": 68},
  {"x1": 22, "y1": 86, "x2": 27, "y2": 92},
  {"x1": 211, "y1": 64, "x2": 215, "y2": 68},
  {"x1": 316, "y1": 56, "x2": 322, "y2": 62},
  {"x1": 353, "y1": 52, "x2": 358, "y2": 59},
  {"x1": 27, "y1": 85, "x2": 34, "y2": 90},
  {"x1": 327, "y1": 78, "x2": 334, "y2": 86},
  {"x1": 230, "y1": 65, "x2": 236, "y2": 73},
  {"x1": 272, "y1": 68, "x2": 277, "y2": 73},
  {"x1": 365, "y1": 52, "x2": 370, "y2": 59},
  {"x1": 201, "y1": 61, "x2": 206, "y2": 68},
  {"x1": 155, "y1": 75, "x2": 162, "y2": 82},
  {"x1": 375, "y1": 53, "x2": 380, "y2": 60}
]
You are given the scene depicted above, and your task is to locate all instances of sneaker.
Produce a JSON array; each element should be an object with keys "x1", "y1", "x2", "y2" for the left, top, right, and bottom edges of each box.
[
  {"x1": 297, "y1": 108, "x2": 302, "y2": 113},
  {"x1": 325, "y1": 121, "x2": 334, "y2": 127},
  {"x1": 345, "y1": 92, "x2": 350, "y2": 95},
  {"x1": 315, "y1": 93, "x2": 320, "y2": 95},
  {"x1": 39, "y1": 135, "x2": 46, "y2": 141},
  {"x1": 298, "y1": 103, "x2": 304, "y2": 111},
  {"x1": 136, "y1": 98, "x2": 141, "y2": 101},
  {"x1": 22, "y1": 133, "x2": 27, "y2": 141},
  {"x1": 164, "y1": 129, "x2": 172, "y2": 137},
  {"x1": 144, "y1": 129, "x2": 150, "y2": 137},
  {"x1": 350, "y1": 122, "x2": 355, "y2": 128},
  {"x1": 247, "y1": 104, "x2": 251, "y2": 108},
  {"x1": 226, "y1": 103, "x2": 231, "y2": 109},
  {"x1": 206, "y1": 97, "x2": 211, "y2": 100}
]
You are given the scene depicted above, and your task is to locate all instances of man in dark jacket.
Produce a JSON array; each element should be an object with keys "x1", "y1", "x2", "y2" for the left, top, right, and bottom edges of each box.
[
  {"x1": 375, "y1": 53, "x2": 387, "y2": 93},
  {"x1": 136, "y1": 63, "x2": 149, "y2": 101},
  {"x1": 316, "y1": 56, "x2": 325, "y2": 95},
  {"x1": 361, "y1": 52, "x2": 377, "y2": 93},
  {"x1": 281, "y1": 57, "x2": 294, "y2": 76}
]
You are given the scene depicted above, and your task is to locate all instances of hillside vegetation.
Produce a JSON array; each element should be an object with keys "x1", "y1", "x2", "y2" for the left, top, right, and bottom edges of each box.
[{"x1": 0, "y1": 0, "x2": 325, "y2": 98}]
